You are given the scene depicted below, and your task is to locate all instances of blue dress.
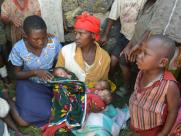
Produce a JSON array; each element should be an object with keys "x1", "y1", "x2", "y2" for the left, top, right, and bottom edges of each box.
[{"x1": 9, "y1": 37, "x2": 62, "y2": 126}]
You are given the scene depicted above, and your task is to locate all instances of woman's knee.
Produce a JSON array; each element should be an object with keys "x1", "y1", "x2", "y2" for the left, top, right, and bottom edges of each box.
[{"x1": 111, "y1": 55, "x2": 119, "y2": 66}]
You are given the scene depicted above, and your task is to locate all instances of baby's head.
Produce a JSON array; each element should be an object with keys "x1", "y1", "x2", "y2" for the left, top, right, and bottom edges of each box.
[
  {"x1": 94, "y1": 80, "x2": 111, "y2": 91},
  {"x1": 95, "y1": 89, "x2": 112, "y2": 104},
  {"x1": 136, "y1": 34, "x2": 176, "y2": 71},
  {"x1": 52, "y1": 67, "x2": 72, "y2": 79}
]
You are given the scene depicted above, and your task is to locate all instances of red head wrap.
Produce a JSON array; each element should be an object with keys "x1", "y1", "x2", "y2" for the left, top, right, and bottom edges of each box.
[{"x1": 74, "y1": 12, "x2": 100, "y2": 41}]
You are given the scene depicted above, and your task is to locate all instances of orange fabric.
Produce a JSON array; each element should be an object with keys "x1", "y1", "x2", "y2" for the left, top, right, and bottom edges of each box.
[
  {"x1": 131, "y1": 123, "x2": 162, "y2": 136},
  {"x1": 137, "y1": 126, "x2": 162, "y2": 136},
  {"x1": 43, "y1": 122, "x2": 67, "y2": 136},
  {"x1": 164, "y1": 71, "x2": 177, "y2": 81},
  {"x1": 164, "y1": 70, "x2": 180, "y2": 87},
  {"x1": 74, "y1": 42, "x2": 110, "y2": 82},
  {"x1": 74, "y1": 12, "x2": 100, "y2": 41},
  {"x1": 87, "y1": 93, "x2": 105, "y2": 113},
  {"x1": 56, "y1": 51, "x2": 65, "y2": 67},
  {"x1": 56, "y1": 42, "x2": 110, "y2": 83}
]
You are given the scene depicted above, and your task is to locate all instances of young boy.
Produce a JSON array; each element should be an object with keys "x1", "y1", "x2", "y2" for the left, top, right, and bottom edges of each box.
[{"x1": 129, "y1": 34, "x2": 180, "y2": 136}]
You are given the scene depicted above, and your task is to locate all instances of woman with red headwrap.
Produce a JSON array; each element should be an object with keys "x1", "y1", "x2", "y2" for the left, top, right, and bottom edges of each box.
[
  {"x1": 42, "y1": 12, "x2": 111, "y2": 136},
  {"x1": 56, "y1": 12, "x2": 110, "y2": 84}
]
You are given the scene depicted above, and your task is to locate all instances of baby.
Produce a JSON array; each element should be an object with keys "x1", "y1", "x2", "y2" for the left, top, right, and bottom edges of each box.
[
  {"x1": 52, "y1": 67, "x2": 72, "y2": 79},
  {"x1": 90, "y1": 80, "x2": 112, "y2": 104},
  {"x1": 86, "y1": 80, "x2": 112, "y2": 113},
  {"x1": 52, "y1": 67, "x2": 112, "y2": 112}
]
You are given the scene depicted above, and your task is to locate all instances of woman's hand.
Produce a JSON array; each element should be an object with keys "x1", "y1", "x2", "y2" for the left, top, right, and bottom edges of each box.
[
  {"x1": 14, "y1": 17, "x2": 22, "y2": 28},
  {"x1": 35, "y1": 70, "x2": 54, "y2": 81}
]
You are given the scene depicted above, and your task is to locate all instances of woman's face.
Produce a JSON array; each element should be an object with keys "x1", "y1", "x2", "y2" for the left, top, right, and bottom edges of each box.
[
  {"x1": 74, "y1": 29, "x2": 94, "y2": 48},
  {"x1": 26, "y1": 29, "x2": 48, "y2": 49}
]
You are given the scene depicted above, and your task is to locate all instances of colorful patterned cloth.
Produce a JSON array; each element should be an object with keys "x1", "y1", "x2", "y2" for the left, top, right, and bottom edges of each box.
[{"x1": 43, "y1": 79, "x2": 87, "y2": 136}]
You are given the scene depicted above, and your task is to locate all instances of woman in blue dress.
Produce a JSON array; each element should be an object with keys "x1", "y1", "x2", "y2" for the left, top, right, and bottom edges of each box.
[{"x1": 8, "y1": 15, "x2": 62, "y2": 127}]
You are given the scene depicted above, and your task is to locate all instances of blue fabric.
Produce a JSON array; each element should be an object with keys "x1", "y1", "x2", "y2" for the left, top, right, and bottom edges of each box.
[
  {"x1": 0, "y1": 119, "x2": 5, "y2": 135},
  {"x1": 73, "y1": 105, "x2": 130, "y2": 136},
  {"x1": 9, "y1": 37, "x2": 62, "y2": 83},
  {"x1": 8, "y1": 37, "x2": 61, "y2": 127},
  {"x1": 16, "y1": 80, "x2": 53, "y2": 127}
]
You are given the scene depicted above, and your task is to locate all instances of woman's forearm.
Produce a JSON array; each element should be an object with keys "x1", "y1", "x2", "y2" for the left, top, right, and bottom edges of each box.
[
  {"x1": 104, "y1": 19, "x2": 114, "y2": 38},
  {"x1": 15, "y1": 70, "x2": 37, "y2": 80},
  {"x1": 1, "y1": 15, "x2": 10, "y2": 24}
]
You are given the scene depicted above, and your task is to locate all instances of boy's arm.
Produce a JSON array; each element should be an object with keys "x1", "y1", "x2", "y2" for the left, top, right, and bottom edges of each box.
[
  {"x1": 101, "y1": 19, "x2": 114, "y2": 46},
  {"x1": 158, "y1": 81, "x2": 180, "y2": 136},
  {"x1": 101, "y1": 0, "x2": 120, "y2": 46}
]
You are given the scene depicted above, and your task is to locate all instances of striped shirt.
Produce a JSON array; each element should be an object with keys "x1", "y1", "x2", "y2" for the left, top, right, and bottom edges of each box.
[{"x1": 129, "y1": 71, "x2": 177, "y2": 130}]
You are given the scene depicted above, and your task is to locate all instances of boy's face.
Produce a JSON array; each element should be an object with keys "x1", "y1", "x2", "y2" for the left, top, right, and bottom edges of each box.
[{"x1": 136, "y1": 40, "x2": 164, "y2": 71}]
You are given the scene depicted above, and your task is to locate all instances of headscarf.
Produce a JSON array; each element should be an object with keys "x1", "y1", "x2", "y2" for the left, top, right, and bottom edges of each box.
[{"x1": 74, "y1": 12, "x2": 100, "y2": 41}]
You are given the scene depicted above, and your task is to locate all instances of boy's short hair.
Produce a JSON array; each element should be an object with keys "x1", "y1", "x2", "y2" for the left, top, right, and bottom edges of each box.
[
  {"x1": 148, "y1": 34, "x2": 176, "y2": 60},
  {"x1": 23, "y1": 15, "x2": 47, "y2": 35}
]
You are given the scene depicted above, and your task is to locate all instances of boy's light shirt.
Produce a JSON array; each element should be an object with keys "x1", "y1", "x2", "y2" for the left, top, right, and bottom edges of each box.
[{"x1": 109, "y1": 0, "x2": 146, "y2": 40}]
